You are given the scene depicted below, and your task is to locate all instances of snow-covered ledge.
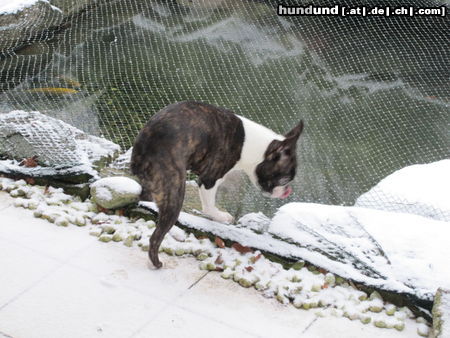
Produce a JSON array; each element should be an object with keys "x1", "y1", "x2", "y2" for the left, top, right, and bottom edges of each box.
[{"x1": 356, "y1": 160, "x2": 450, "y2": 222}]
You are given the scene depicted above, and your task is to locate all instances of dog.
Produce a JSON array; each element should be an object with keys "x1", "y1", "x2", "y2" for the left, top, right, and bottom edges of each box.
[{"x1": 131, "y1": 101, "x2": 304, "y2": 268}]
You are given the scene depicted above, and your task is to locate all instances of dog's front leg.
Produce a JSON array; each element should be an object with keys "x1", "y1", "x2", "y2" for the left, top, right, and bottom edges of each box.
[{"x1": 198, "y1": 179, "x2": 234, "y2": 224}]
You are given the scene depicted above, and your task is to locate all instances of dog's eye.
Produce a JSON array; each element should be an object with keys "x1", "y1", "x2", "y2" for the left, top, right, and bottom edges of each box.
[{"x1": 270, "y1": 153, "x2": 280, "y2": 162}]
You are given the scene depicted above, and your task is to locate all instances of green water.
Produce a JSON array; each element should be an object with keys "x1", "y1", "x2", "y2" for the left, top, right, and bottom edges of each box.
[{"x1": 1, "y1": 0, "x2": 448, "y2": 216}]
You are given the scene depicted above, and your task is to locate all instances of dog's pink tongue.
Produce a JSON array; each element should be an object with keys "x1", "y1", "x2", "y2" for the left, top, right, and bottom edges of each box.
[{"x1": 280, "y1": 186, "x2": 292, "y2": 199}]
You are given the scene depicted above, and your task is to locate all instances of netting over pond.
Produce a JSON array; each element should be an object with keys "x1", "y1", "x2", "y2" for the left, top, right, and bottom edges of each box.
[{"x1": 0, "y1": 0, "x2": 449, "y2": 218}]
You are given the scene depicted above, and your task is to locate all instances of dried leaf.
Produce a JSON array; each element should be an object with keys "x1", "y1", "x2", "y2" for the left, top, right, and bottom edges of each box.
[
  {"x1": 20, "y1": 156, "x2": 38, "y2": 168},
  {"x1": 245, "y1": 266, "x2": 254, "y2": 272},
  {"x1": 44, "y1": 185, "x2": 50, "y2": 195},
  {"x1": 214, "y1": 254, "x2": 224, "y2": 265},
  {"x1": 318, "y1": 268, "x2": 328, "y2": 274},
  {"x1": 214, "y1": 236, "x2": 225, "y2": 248},
  {"x1": 214, "y1": 266, "x2": 224, "y2": 272},
  {"x1": 322, "y1": 283, "x2": 329, "y2": 289},
  {"x1": 116, "y1": 209, "x2": 125, "y2": 216},
  {"x1": 97, "y1": 205, "x2": 109, "y2": 213},
  {"x1": 232, "y1": 242, "x2": 253, "y2": 254},
  {"x1": 249, "y1": 253, "x2": 262, "y2": 264},
  {"x1": 24, "y1": 177, "x2": 35, "y2": 185}
]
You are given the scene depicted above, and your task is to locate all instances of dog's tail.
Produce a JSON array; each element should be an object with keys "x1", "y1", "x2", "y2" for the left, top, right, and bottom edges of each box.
[{"x1": 148, "y1": 163, "x2": 186, "y2": 268}]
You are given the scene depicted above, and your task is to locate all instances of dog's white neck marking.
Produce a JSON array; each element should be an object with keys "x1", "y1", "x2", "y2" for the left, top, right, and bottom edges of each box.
[{"x1": 234, "y1": 115, "x2": 285, "y2": 185}]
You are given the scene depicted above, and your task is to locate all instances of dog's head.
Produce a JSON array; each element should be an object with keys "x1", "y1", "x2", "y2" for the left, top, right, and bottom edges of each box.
[{"x1": 255, "y1": 120, "x2": 304, "y2": 199}]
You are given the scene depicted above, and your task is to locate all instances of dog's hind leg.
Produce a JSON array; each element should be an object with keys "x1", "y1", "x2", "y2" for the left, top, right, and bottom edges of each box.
[
  {"x1": 148, "y1": 168, "x2": 186, "y2": 268},
  {"x1": 139, "y1": 178, "x2": 153, "y2": 202}
]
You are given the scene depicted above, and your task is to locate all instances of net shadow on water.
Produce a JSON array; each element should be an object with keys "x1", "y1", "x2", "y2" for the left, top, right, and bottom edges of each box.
[{"x1": 0, "y1": 0, "x2": 448, "y2": 218}]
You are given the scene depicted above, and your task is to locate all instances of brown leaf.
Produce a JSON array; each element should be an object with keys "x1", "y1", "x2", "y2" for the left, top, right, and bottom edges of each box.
[
  {"x1": 250, "y1": 253, "x2": 262, "y2": 264},
  {"x1": 245, "y1": 266, "x2": 254, "y2": 272},
  {"x1": 232, "y1": 242, "x2": 253, "y2": 254},
  {"x1": 214, "y1": 236, "x2": 225, "y2": 248},
  {"x1": 24, "y1": 177, "x2": 35, "y2": 185},
  {"x1": 214, "y1": 254, "x2": 224, "y2": 265},
  {"x1": 97, "y1": 205, "x2": 109, "y2": 214},
  {"x1": 116, "y1": 209, "x2": 125, "y2": 216},
  {"x1": 43, "y1": 185, "x2": 50, "y2": 195},
  {"x1": 318, "y1": 268, "x2": 328, "y2": 274},
  {"x1": 322, "y1": 283, "x2": 329, "y2": 289},
  {"x1": 197, "y1": 235, "x2": 209, "y2": 240},
  {"x1": 20, "y1": 156, "x2": 38, "y2": 168},
  {"x1": 214, "y1": 266, "x2": 224, "y2": 272}
]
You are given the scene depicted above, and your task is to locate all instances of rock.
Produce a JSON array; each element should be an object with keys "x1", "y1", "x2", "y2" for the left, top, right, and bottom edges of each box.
[
  {"x1": 163, "y1": 247, "x2": 174, "y2": 256},
  {"x1": 99, "y1": 234, "x2": 112, "y2": 242},
  {"x1": 112, "y1": 233, "x2": 123, "y2": 242},
  {"x1": 90, "y1": 176, "x2": 141, "y2": 209},
  {"x1": 102, "y1": 225, "x2": 116, "y2": 234},
  {"x1": 0, "y1": 1, "x2": 63, "y2": 57},
  {"x1": 385, "y1": 304, "x2": 396, "y2": 316},
  {"x1": 291, "y1": 261, "x2": 305, "y2": 271},
  {"x1": 174, "y1": 249, "x2": 185, "y2": 256},
  {"x1": 89, "y1": 229, "x2": 102, "y2": 237},
  {"x1": 196, "y1": 252, "x2": 209, "y2": 261},
  {"x1": 55, "y1": 217, "x2": 69, "y2": 227},
  {"x1": 324, "y1": 273, "x2": 336, "y2": 285},
  {"x1": 239, "y1": 277, "x2": 255, "y2": 288},
  {"x1": 394, "y1": 322, "x2": 405, "y2": 331},
  {"x1": 374, "y1": 320, "x2": 387, "y2": 328},
  {"x1": 221, "y1": 269, "x2": 233, "y2": 279},
  {"x1": 432, "y1": 288, "x2": 450, "y2": 337},
  {"x1": 369, "y1": 291, "x2": 383, "y2": 301},
  {"x1": 360, "y1": 316, "x2": 371, "y2": 324},
  {"x1": 369, "y1": 305, "x2": 383, "y2": 313},
  {"x1": 0, "y1": 111, "x2": 120, "y2": 181},
  {"x1": 123, "y1": 236, "x2": 134, "y2": 247},
  {"x1": 237, "y1": 212, "x2": 271, "y2": 234},
  {"x1": 311, "y1": 284, "x2": 322, "y2": 292},
  {"x1": 417, "y1": 323, "x2": 430, "y2": 337}
]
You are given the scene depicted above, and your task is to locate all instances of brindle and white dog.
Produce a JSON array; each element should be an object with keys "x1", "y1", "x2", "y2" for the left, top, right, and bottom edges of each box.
[{"x1": 131, "y1": 101, "x2": 304, "y2": 268}]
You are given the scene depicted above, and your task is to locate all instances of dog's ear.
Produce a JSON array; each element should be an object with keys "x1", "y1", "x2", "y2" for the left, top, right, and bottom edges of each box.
[
  {"x1": 284, "y1": 120, "x2": 304, "y2": 142},
  {"x1": 281, "y1": 120, "x2": 304, "y2": 149},
  {"x1": 265, "y1": 120, "x2": 304, "y2": 161}
]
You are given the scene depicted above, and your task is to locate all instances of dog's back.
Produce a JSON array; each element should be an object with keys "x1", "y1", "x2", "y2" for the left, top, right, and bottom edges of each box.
[
  {"x1": 130, "y1": 101, "x2": 245, "y2": 268},
  {"x1": 131, "y1": 101, "x2": 245, "y2": 188}
]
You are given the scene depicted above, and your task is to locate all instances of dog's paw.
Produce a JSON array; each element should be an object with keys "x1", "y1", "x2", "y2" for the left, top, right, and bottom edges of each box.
[
  {"x1": 213, "y1": 210, "x2": 234, "y2": 224},
  {"x1": 205, "y1": 209, "x2": 234, "y2": 224}
]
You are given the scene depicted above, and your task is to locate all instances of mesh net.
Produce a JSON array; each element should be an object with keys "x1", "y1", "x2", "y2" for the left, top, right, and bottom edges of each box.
[{"x1": 0, "y1": 0, "x2": 449, "y2": 218}]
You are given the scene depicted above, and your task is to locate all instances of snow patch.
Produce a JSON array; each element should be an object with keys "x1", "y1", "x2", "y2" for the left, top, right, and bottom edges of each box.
[{"x1": 356, "y1": 160, "x2": 450, "y2": 222}]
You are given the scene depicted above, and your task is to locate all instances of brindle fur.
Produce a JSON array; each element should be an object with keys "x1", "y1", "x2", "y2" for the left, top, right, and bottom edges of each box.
[
  {"x1": 255, "y1": 122, "x2": 304, "y2": 193},
  {"x1": 131, "y1": 101, "x2": 244, "y2": 268}
]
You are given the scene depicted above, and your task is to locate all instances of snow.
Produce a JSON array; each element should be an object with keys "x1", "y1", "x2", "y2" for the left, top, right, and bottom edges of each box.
[
  {"x1": 141, "y1": 201, "x2": 410, "y2": 295},
  {"x1": 0, "y1": 110, "x2": 120, "y2": 178},
  {"x1": 90, "y1": 176, "x2": 142, "y2": 200},
  {"x1": 0, "y1": 178, "x2": 430, "y2": 336},
  {"x1": 109, "y1": 147, "x2": 133, "y2": 170},
  {"x1": 136, "y1": 162, "x2": 450, "y2": 303},
  {"x1": 0, "y1": 0, "x2": 40, "y2": 14},
  {"x1": 2, "y1": 159, "x2": 448, "y2": 336},
  {"x1": 271, "y1": 202, "x2": 450, "y2": 300},
  {"x1": 356, "y1": 160, "x2": 450, "y2": 222},
  {"x1": 0, "y1": 0, "x2": 62, "y2": 14}
]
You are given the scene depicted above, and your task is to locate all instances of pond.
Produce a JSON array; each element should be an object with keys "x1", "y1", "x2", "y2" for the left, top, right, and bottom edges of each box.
[{"x1": 0, "y1": 0, "x2": 448, "y2": 217}]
